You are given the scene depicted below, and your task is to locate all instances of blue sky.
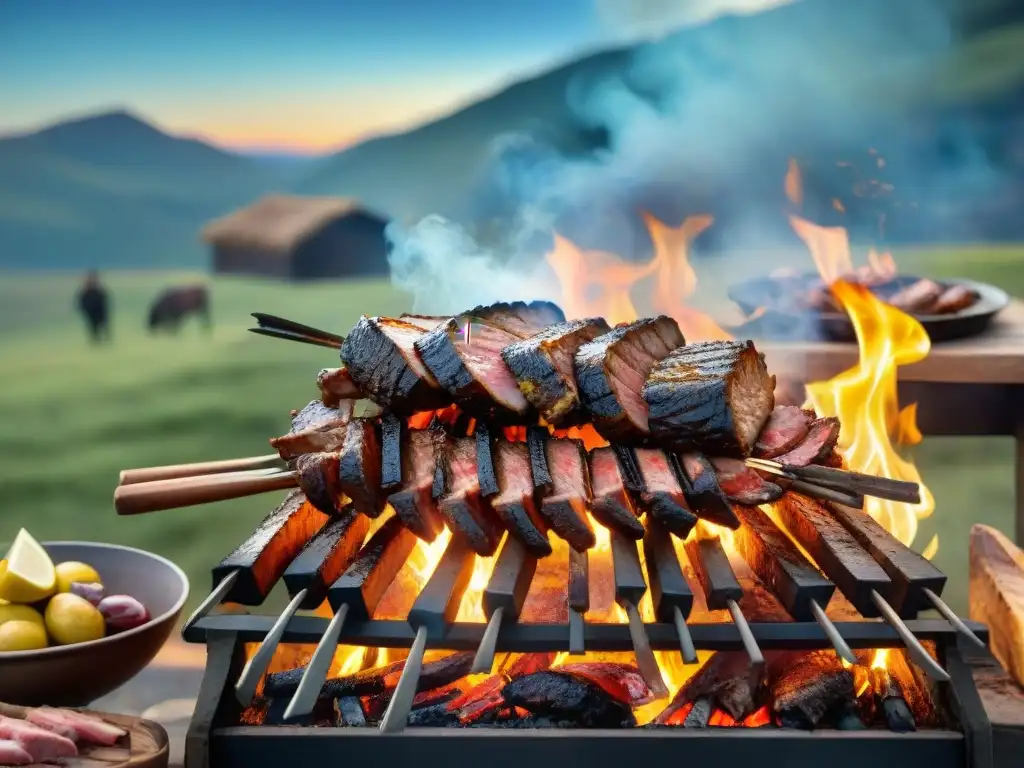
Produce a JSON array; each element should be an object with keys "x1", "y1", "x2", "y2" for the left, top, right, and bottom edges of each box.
[{"x1": 0, "y1": 0, "x2": 612, "y2": 151}]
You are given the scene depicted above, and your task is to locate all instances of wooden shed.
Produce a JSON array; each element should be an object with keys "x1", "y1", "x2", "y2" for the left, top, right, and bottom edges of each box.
[{"x1": 202, "y1": 195, "x2": 391, "y2": 280}]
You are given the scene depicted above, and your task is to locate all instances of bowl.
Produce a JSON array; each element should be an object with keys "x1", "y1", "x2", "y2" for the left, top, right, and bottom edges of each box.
[{"x1": 0, "y1": 541, "x2": 190, "y2": 706}]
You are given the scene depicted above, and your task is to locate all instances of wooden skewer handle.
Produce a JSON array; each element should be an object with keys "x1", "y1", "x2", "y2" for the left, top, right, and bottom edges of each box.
[
  {"x1": 114, "y1": 470, "x2": 297, "y2": 515},
  {"x1": 119, "y1": 454, "x2": 284, "y2": 486}
]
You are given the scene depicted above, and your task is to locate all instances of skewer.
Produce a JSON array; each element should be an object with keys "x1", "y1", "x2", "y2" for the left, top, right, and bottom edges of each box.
[
  {"x1": 119, "y1": 454, "x2": 285, "y2": 486},
  {"x1": 730, "y1": 505, "x2": 856, "y2": 664},
  {"x1": 921, "y1": 587, "x2": 986, "y2": 648},
  {"x1": 871, "y1": 590, "x2": 951, "y2": 682},
  {"x1": 745, "y1": 458, "x2": 920, "y2": 505},
  {"x1": 379, "y1": 537, "x2": 475, "y2": 733},
  {"x1": 568, "y1": 547, "x2": 589, "y2": 654},
  {"x1": 113, "y1": 468, "x2": 298, "y2": 515},
  {"x1": 249, "y1": 327, "x2": 341, "y2": 350},
  {"x1": 284, "y1": 516, "x2": 417, "y2": 720},
  {"x1": 471, "y1": 535, "x2": 538, "y2": 674},
  {"x1": 249, "y1": 313, "x2": 345, "y2": 349},
  {"x1": 685, "y1": 534, "x2": 764, "y2": 669},
  {"x1": 184, "y1": 491, "x2": 326, "y2": 633},
  {"x1": 746, "y1": 462, "x2": 864, "y2": 508},
  {"x1": 610, "y1": 531, "x2": 669, "y2": 698},
  {"x1": 235, "y1": 509, "x2": 369, "y2": 706},
  {"x1": 642, "y1": 519, "x2": 698, "y2": 664}
]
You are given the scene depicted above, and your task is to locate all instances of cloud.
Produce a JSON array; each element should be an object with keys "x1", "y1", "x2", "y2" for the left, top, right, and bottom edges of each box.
[{"x1": 594, "y1": 0, "x2": 797, "y2": 39}]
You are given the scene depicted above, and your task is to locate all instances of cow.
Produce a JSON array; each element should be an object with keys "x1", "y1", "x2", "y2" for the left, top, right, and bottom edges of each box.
[
  {"x1": 147, "y1": 285, "x2": 211, "y2": 333},
  {"x1": 76, "y1": 270, "x2": 111, "y2": 344}
]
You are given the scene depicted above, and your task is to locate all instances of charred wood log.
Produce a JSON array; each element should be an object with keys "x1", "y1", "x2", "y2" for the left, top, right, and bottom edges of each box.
[
  {"x1": 767, "y1": 650, "x2": 854, "y2": 729},
  {"x1": 501, "y1": 671, "x2": 636, "y2": 727},
  {"x1": 969, "y1": 524, "x2": 1024, "y2": 689},
  {"x1": 874, "y1": 669, "x2": 916, "y2": 733}
]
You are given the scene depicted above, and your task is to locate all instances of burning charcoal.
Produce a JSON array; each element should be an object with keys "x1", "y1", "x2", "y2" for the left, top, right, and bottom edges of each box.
[
  {"x1": 833, "y1": 699, "x2": 867, "y2": 731},
  {"x1": 501, "y1": 317, "x2": 611, "y2": 426},
  {"x1": 271, "y1": 402, "x2": 350, "y2": 460},
  {"x1": 678, "y1": 452, "x2": 739, "y2": 529},
  {"x1": 339, "y1": 418, "x2": 386, "y2": 517},
  {"x1": 772, "y1": 417, "x2": 841, "y2": 467},
  {"x1": 887, "y1": 278, "x2": 943, "y2": 314},
  {"x1": 540, "y1": 438, "x2": 596, "y2": 552},
  {"x1": 490, "y1": 438, "x2": 551, "y2": 556},
  {"x1": 633, "y1": 448, "x2": 698, "y2": 538},
  {"x1": 406, "y1": 702, "x2": 460, "y2": 728},
  {"x1": 340, "y1": 315, "x2": 451, "y2": 412},
  {"x1": 683, "y1": 697, "x2": 714, "y2": 728},
  {"x1": 588, "y1": 447, "x2": 644, "y2": 539},
  {"x1": 575, "y1": 316, "x2": 686, "y2": 443},
  {"x1": 557, "y1": 663, "x2": 655, "y2": 708},
  {"x1": 257, "y1": 696, "x2": 335, "y2": 727},
  {"x1": 316, "y1": 367, "x2": 362, "y2": 406},
  {"x1": 465, "y1": 300, "x2": 566, "y2": 338},
  {"x1": 709, "y1": 457, "x2": 783, "y2": 505},
  {"x1": 767, "y1": 651, "x2": 854, "y2": 729},
  {"x1": 293, "y1": 452, "x2": 343, "y2": 515},
  {"x1": 439, "y1": 437, "x2": 505, "y2": 555},
  {"x1": 643, "y1": 340, "x2": 775, "y2": 457},
  {"x1": 933, "y1": 283, "x2": 978, "y2": 314},
  {"x1": 654, "y1": 652, "x2": 762, "y2": 724},
  {"x1": 264, "y1": 652, "x2": 475, "y2": 699},
  {"x1": 335, "y1": 696, "x2": 367, "y2": 727},
  {"x1": 502, "y1": 671, "x2": 636, "y2": 727},
  {"x1": 874, "y1": 669, "x2": 916, "y2": 733},
  {"x1": 387, "y1": 428, "x2": 446, "y2": 542},
  {"x1": 416, "y1": 317, "x2": 532, "y2": 419},
  {"x1": 754, "y1": 405, "x2": 812, "y2": 459}
]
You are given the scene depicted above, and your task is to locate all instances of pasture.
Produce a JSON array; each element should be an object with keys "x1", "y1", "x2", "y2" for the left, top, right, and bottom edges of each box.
[{"x1": 0, "y1": 245, "x2": 1021, "y2": 618}]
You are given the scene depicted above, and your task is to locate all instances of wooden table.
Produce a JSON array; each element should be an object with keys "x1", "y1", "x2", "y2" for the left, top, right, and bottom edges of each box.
[{"x1": 759, "y1": 299, "x2": 1024, "y2": 542}]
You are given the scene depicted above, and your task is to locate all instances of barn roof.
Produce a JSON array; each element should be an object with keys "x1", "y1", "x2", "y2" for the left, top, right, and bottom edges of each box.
[{"x1": 201, "y1": 195, "x2": 385, "y2": 252}]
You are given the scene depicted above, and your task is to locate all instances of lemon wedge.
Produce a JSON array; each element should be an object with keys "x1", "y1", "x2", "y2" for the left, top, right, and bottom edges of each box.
[{"x1": 0, "y1": 530, "x2": 57, "y2": 604}]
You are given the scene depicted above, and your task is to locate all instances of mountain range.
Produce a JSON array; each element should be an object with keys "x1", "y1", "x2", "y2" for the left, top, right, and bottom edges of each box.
[{"x1": 4, "y1": 0, "x2": 1024, "y2": 271}]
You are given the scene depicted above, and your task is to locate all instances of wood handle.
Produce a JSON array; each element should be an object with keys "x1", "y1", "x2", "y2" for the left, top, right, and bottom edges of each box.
[
  {"x1": 114, "y1": 470, "x2": 296, "y2": 515},
  {"x1": 119, "y1": 454, "x2": 284, "y2": 486}
]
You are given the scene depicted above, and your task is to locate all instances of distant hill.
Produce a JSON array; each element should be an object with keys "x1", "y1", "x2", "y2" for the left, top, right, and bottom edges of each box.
[{"x1": 4, "y1": 0, "x2": 1024, "y2": 270}]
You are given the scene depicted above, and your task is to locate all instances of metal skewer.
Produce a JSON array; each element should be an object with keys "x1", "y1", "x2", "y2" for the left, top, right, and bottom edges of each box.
[
  {"x1": 182, "y1": 570, "x2": 240, "y2": 633},
  {"x1": 921, "y1": 587, "x2": 986, "y2": 649},
  {"x1": 643, "y1": 519, "x2": 698, "y2": 664},
  {"x1": 236, "y1": 587, "x2": 309, "y2": 706},
  {"x1": 611, "y1": 530, "x2": 668, "y2": 698},
  {"x1": 471, "y1": 536, "x2": 537, "y2": 675},
  {"x1": 871, "y1": 590, "x2": 950, "y2": 682},
  {"x1": 726, "y1": 598, "x2": 765, "y2": 672},
  {"x1": 808, "y1": 599, "x2": 858, "y2": 665},
  {"x1": 568, "y1": 548, "x2": 588, "y2": 654}
]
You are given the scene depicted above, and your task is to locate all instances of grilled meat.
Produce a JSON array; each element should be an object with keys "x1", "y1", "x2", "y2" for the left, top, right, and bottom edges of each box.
[
  {"x1": 416, "y1": 318, "x2": 532, "y2": 419},
  {"x1": 540, "y1": 437, "x2": 596, "y2": 552},
  {"x1": 387, "y1": 428, "x2": 446, "y2": 542},
  {"x1": 588, "y1": 446, "x2": 644, "y2": 539},
  {"x1": 887, "y1": 278, "x2": 943, "y2": 314},
  {"x1": 438, "y1": 436, "x2": 505, "y2": 555},
  {"x1": 709, "y1": 457, "x2": 784, "y2": 505},
  {"x1": 466, "y1": 300, "x2": 566, "y2": 338},
  {"x1": 294, "y1": 452, "x2": 345, "y2": 514},
  {"x1": 773, "y1": 417, "x2": 840, "y2": 467},
  {"x1": 316, "y1": 367, "x2": 362, "y2": 406},
  {"x1": 271, "y1": 400, "x2": 352, "y2": 460},
  {"x1": 399, "y1": 313, "x2": 449, "y2": 330},
  {"x1": 338, "y1": 418, "x2": 386, "y2": 517},
  {"x1": 490, "y1": 438, "x2": 551, "y2": 556},
  {"x1": 475, "y1": 422, "x2": 499, "y2": 498},
  {"x1": 575, "y1": 316, "x2": 686, "y2": 443},
  {"x1": 678, "y1": 451, "x2": 740, "y2": 529},
  {"x1": 754, "y1": 405, "x2": 812, "y2": 459},
  {"x1": 339, "y1": 315, "x2": 451, "y2": 412},
  {"x1": 501, "y1": 317, "x2": 611, "y2": 426},
  {"x1": 633, "y1": 448, "x2": 698, "y2": 538},
  {"x1": 933, "y1": 283, "x2": 978, "y2": 314},
  {"x1": 380, "y1": 413, "x2": 403, "y2": 491},
  {"x1": 643, "y1": 340, "x2": 775, "y2": 457}
]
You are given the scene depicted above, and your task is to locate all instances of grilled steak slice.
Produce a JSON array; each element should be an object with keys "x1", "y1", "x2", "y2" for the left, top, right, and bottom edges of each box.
[
  {"x1": 271, "y1": 401, "x2": 353, "y2": 460},
  {"x1": 678, "y1": 452, "x2": 740, "y2": 529},
  {"x1": 633, "y1": 448, "x2": 698, "y2": 538},
  {"x1": 380, "y1": 414, "x2": 403, "y2": 491},
  {"x1": 773, "y1": 417, "x2": 841, "y2": 467},
  {"x1": 399, "y1": 313, "x2": 449, "y2": 330},
  {"x1": 755, "y1": 405, "x2": 812, "y2": 459},
  {"x1": 340, "y1": 315, "x2": 450, "y2": 412},
  {"x1": 933, "y1": 284, "x2": 978, "y2": 314},
  {"x1": 528, "y1": 426, "x2": 553, "y2": 493},
  {"x1": 490, "y1": 439, "x2": 551, "y2": 556},
  {"x1": 887, "y1": 278, "x2": 943, "y2": 314},
  {"x1": 709, "y1": 457, "x2": 784, "y2": 505},
  {"x1": 467, "y1": 300, "x2": 566, "y2": 338},
  {"x1": 438, "y1": 437, "x2": 504, "y2": 555},
  {"x1": 540, "y1": 437, "x2": 596, "y2": 552},
  {"x1": 387, "y1": 428, "x2": 446, "y2": 542},
  {"x1": 501, "y1": 318, "x2": 611, "y2": 426},
  {"x1": 476, "y1": 422, "x2": 499, "y2": 498},
  {"x1": 588, "y1": 446, "x2": 644, "y2": 539},
  {"x1": 643, "y1": 340, "x2": 775, "y2": 457},
  {"x1": 294, "y1": 452, "x2": 344, "y2": 514},
  {"x1": 317, "y1": 367, "x2": 362, "y2": 406},
  {"x1": 416, "y1": 317, "x2": 531, "y2": 419},
  {"x1": 575, "y1": 316, "x2": 686, "y2": 443},
  {"x1": 339, "y1": 419, "x2": 386, "y2": 517}
]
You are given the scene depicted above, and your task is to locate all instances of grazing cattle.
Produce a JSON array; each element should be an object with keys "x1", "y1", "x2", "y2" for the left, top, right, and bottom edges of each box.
[
  {"x1": 76, "y1": 270, "x2": 111, "y2": 344},
  {"x1": 148, "y1": 285, "x2": 211, "y2": 333}
]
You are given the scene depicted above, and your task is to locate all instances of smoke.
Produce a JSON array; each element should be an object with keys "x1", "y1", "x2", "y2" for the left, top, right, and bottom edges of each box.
[
  {"x1": 594, "y1": 0, "x2": 798, "y2": 39},
  {"x1": 386, "y1": 0, "x2": 1005, "y2": 314}
]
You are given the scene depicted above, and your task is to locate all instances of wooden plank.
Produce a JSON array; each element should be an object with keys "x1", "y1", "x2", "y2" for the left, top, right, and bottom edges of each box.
[
  {"x1": 482, "y1": 534, "x2": 537, "y2": 620},
  {"x1": 969, "y1": 524, "x2": 1024, "y2": 690},
  {"x1": 685, "y1": 535, "x2": 741, "y2": 611},
  {"x1": 282, "y1": 509, "x2": 369, "y2": 609},
  {"x1": 774, "y1": 493, "x2": 892, "y2": 617},
  {"x1": 643, "y1": 519, "x2": 694, "y2": 622},
  {"x1": 408, "y1": 536, "x2": 475, "y2": 636},
  {"x1": 830, "y1": 502, "x2": 946, "y2": 617},
  {"x1": 327, "y1": 515, "x2": 416, "y2": 620},
  {"x1": 967, "y1": 648, "x2": 1024, "y2": 768},
  {"x1": 732, "y1": 504, "x2": 835, "y2": 621}
]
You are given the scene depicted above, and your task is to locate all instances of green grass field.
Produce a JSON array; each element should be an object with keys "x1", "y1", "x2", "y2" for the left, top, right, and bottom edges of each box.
[{"x1": 0, "y1": 247, "x2": 1020, "y2": 620}]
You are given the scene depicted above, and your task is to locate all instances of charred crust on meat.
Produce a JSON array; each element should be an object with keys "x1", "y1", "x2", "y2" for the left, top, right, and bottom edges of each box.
[
  {"x1": 490, "y1": 439, "x2": 552, "y2": 556},
  {"x1": 527, "y1": 426, "x2": 553, "y2": 493},
  {"x1": 380, "y1": 414, "x2": 404, "y2": 491},
  {"x1": 476, "y1": 421, "x2": 499, "y2": 498},
  {"x1": 588, "y1": 446, "x2": 645, "y2": 540},
  {"x1": 438, "y1": 437, "x2": 505, "y2": 555},
  {"x1": 338, "y1": 418, "x2": 386, "y2": 517},
  {"x1": 294, "y1": 452, "x2": 344, "y2": 514},
  {"x1": 677, "y1": 452, "x2": 740, "y2": 529},
  {"x1": 463, "y1": 300, "x2": 566, "y2": 338},
  {"x1": 387, "y1": 428, "x2": 446, "y2": 542}
]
